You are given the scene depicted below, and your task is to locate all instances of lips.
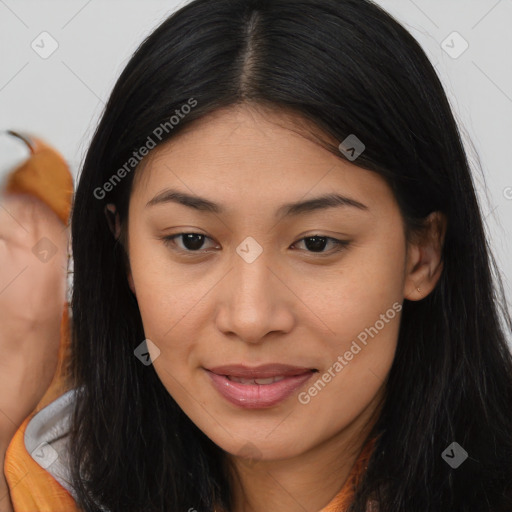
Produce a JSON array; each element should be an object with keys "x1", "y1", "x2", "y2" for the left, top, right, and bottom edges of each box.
[{"x1": 205, "y1": 364, "x2": 317, "y2": 408}]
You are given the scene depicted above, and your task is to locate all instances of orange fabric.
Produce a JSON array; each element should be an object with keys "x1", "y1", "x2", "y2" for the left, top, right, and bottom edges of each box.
[
  {"x1": 4, "y1": 133, "x2": 74, "y2": 226},
  {"x1": 4, "y1": 414, "x2": 80, "y2": 512}
]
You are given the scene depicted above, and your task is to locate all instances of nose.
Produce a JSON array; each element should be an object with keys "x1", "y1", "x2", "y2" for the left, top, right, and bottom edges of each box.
[{"x1": 214, "y1": 248, "x2": 295, "y2": 344}]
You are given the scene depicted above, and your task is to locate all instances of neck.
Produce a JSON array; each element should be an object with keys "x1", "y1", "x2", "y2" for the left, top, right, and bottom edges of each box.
[
  {"x1": 225, "y1": 393, "x2": 382, "y2": 512},
  {"x1": 229, "y1": 440, "x2": 358, "y2": 512}
]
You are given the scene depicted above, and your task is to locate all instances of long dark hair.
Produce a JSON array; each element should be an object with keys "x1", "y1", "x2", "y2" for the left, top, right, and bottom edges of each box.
[{"x1": 69, "y1": 0, "x2": 512, "y2": 510}]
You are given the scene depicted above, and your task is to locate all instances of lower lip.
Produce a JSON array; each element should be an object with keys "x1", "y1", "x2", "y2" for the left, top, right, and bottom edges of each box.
[{"x1": 205, "y1": 369, "x2": 315, "y2": 409}]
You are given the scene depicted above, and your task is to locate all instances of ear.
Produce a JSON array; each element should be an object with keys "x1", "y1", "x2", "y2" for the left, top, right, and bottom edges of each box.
[
  {"x1": 104, "y1": 203, "x2": 121, "y2": 240},
  {"x1": 403, "y1": 211, "x2": 447, "y2": 301},
  {"x1": 105, "y1": 203, "x2": 137, "y2": 296},
  {"x1": 127, "y1": 270, "x2": 136, "y2": 296}
]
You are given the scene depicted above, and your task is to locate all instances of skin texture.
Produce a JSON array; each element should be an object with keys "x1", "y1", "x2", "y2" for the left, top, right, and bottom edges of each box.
[
  {"x1": 115, "y1": 104, "x2": 446, "y2": 512},
  {"x1": 0, "y1": 193, "x2": 68, "y2": 512}
]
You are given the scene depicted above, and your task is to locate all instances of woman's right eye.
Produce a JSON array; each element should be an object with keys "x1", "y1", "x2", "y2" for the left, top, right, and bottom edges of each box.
[{"x1": 161, "y1": 233, "x2": 217, "y2": 253}]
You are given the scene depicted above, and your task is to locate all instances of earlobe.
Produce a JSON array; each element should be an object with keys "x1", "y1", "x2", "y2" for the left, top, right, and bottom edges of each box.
[{"x1": 403, "y1": 211, "x2": 447, "y2": 301}]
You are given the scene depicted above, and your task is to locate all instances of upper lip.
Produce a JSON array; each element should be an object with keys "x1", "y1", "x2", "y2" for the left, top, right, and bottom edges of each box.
[{"x1": 206, "y1": 364, "x2": 316, "y2": 379}]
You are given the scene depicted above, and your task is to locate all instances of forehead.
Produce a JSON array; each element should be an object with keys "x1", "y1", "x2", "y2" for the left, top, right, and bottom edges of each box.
[
  {"x1": 132, "y1": 104, "x2": 334, "y2": 185},
  {"x1": 129, "y1": 104, "x2": 394, "y2": 216}
]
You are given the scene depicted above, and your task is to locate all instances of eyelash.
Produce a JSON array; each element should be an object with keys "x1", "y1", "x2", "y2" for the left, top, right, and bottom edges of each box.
[{"x1": 160, "y1": 233, "x2": 350, "y2": 256}]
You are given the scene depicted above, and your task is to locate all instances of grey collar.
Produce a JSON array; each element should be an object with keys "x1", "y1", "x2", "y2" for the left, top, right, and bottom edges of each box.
[{"x1": 24, "y1": 389, "x2": 78, "y2": 500}]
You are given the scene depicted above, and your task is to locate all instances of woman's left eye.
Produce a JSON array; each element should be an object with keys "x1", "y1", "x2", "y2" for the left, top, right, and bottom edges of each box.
[
  {"x1": 161, "y1": 233, "x2": 349, "y2": 255},
  {"x1": 291, "y1": 235, "x2": 349, "y2": 254}
]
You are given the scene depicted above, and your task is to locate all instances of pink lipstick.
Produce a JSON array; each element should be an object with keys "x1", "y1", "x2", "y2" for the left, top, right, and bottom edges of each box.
[{"x1": 205, "y1": 364, "x2": 316, "y2": 409}]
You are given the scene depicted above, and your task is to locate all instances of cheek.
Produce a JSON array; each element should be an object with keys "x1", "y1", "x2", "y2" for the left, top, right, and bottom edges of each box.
[
  {"x1": 300, "y1": 229, "x2": 404, "y2": 412},
  {"x1": 134, "y1": 278, "x2": 198, "y2": 408},
  {"x1": 314, "y1": 226, "x2": 405, "y2": 341},
  {"x1": 128, "y1": 228, "x2": 199, "y2": 333},
  {"x1": 128, "y1": 245, "x2": 214, "y2": 397},
  {"x1": 298, "y1": 293, "x2": 401, "y2": 436}
]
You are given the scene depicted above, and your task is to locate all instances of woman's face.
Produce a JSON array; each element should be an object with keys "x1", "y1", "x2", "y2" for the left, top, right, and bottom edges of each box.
[{"x1": 124, "y1": 104, "x2": 424, "y2": 462}]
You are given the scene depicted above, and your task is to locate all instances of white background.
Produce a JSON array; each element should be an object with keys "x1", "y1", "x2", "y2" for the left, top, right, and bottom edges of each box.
[{"x1": 1, "y1": 0, "x2": 511, "y2": 335}]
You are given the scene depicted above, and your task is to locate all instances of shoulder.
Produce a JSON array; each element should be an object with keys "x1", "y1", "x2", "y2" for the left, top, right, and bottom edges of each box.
[
  {"x1": 4, "y1": 389, "x2": 85, "y2": 511},
  {"x1": 21, "y1": 388, "x2": 112, "y2": 512}
]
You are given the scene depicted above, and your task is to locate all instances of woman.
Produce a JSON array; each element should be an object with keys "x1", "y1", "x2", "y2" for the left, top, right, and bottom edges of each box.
[{"x1": 13, "y1": 0, "x2": 512, "y2": 510}]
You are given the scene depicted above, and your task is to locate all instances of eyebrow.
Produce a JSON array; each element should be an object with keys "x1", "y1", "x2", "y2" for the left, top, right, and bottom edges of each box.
[{"x1": 145, "y1": 188, "x2": 369, "y2": 219}]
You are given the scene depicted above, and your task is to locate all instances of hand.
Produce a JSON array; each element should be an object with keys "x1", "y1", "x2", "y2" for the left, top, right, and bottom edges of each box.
[{"x1": 0, "y1": 192, "x2": 69, "y2": 511}]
